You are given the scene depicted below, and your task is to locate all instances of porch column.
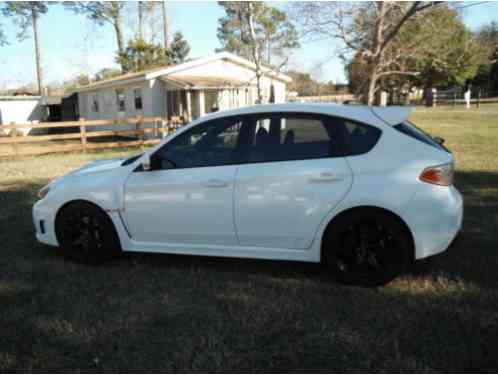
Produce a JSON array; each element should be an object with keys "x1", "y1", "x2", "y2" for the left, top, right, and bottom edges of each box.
[
  {"x1": 199, "y1": 91, "x2": 205, "y2": 117},
  {"x1": 186, "y1": 90, "x2": 192, "y2": 122}
]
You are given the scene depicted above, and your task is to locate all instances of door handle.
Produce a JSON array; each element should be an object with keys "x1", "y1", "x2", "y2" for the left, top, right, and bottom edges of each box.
[
  {"x1": 309, "y1": 172, "x2": 343, "y2": 182},
  {"x1": 204, "y1": 179, "x2": 229, "y2": 188}
]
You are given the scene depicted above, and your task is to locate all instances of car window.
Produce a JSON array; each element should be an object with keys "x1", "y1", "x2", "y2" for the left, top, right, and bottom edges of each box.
[
  {"x1": 247, "y1": 114, "x2": 342, "y2": 163},
  {"x1": 343, "y1": 120, "x2": 382, "y2": 156},
  {"x1": 154, "y1": 117, "x2": 247, "y2": 169},
  {"x1": 394, "y1": 121, "x2": 448, "y2": 152}
]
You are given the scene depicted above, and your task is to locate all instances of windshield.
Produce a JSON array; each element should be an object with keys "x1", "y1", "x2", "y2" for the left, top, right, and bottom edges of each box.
[{"x1": 121, "y1": 153, "x2": 143, "y2": 166}]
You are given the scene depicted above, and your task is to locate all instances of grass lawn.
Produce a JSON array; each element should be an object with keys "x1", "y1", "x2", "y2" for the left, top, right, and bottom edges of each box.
[{"x1": 1, "y1": 106, "x2": 498, "y2": 372}]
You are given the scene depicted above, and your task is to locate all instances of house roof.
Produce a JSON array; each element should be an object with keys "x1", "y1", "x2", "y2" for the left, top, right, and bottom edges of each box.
[
  {"x1": 161, "y1": 75, "x2": 253, "y2": 89},
  {"x1": 76, "y1": 52, "x2": 292, "y2": 93}
]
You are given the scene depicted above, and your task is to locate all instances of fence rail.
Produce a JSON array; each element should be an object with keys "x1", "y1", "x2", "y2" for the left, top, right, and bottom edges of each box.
[{"x1": 0, "y1": 116, "x2": 179, "y2": 158}]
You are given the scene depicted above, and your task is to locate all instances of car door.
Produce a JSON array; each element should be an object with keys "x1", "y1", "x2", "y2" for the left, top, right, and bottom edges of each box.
[
  {"x1": 124, "y1": 115, "x2": 249, "y2": 246},
  {"x1": 234, "y1": 113, "x2": 353, "y2": 250}
]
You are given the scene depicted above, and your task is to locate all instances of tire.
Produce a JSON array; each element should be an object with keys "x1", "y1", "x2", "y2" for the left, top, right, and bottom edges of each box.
[
  {"x1": 55, "y1": 201, "x2": 122, "y2": 264},
  {"x1": 322, "y1": 209, "x2": 413, "y2": 287}
]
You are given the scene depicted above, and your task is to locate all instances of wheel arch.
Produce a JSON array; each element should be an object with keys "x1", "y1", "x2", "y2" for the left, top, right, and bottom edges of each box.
[
  {"x1": 320, "y1": 205, "x2": 415, "y2": 261},
  {"x1": 54, "y1": 199, "x2": 121, "y2": 246}
]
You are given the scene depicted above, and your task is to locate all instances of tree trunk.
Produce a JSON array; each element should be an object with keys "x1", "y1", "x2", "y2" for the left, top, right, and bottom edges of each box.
[
  {"x1": 138, "y1": 1, "x2": 143, "y2": 40},
  {"x1": 112, "y1": 3, "x2": 125, "y2": 70},
  {"x1": 162, "y1": 1, "x2": 169, "y2": 49},
  {"x1": 247, "y1": 3, "x2": 263, "y2": 104},
  {"x1": 32, "y1": 6, "x2": 43, "y2": 95},
  {"x1": 367, "y1": 69, "x2": 378, "y2": 106}
]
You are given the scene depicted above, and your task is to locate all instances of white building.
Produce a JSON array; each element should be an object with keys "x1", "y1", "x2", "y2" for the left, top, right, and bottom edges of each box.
[
  {"x1": 0, "y1": 96, "x2": 46, "y2": 135},
  {"x1": 76, "y1": 52, "x2": 291, "y2": 129}
]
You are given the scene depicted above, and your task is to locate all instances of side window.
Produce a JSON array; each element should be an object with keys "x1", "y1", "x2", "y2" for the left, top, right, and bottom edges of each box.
[
  {"x1": 343, "y1": 120, "x2": 381, "y2": 156},
  {"x1": 91, "y1": 94, "x2": 99, "y2": 113},
  {"x1": 116, "y1": 89, "x2": 125, "y2": 112},
  {"x1": 134, "y1": 88, "x2": 143, "y2": 110},
  {"x1": 154, "y1": 117, "x2": 246, "y2": 169},
  {"x1": 248, "y1": 115, "x2": 342, "y2": 163}
]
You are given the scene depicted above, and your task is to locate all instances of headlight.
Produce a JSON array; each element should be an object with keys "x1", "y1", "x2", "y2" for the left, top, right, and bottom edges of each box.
[{"x1": 37, "y1": 186, "x2": 50, "y2": 199}]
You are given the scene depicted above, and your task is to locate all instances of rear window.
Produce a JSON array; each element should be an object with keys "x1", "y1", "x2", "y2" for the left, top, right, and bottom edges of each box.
[{"x1": 394, "y1": 121, "x2": 448, "y2": 151}]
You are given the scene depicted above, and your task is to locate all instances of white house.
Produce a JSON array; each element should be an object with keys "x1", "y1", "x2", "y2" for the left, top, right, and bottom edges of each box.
[{"x1": 76, "y1": 52, "x2": 291, "y2": 131}]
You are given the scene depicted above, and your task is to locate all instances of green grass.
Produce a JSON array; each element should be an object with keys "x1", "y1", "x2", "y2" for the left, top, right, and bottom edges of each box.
[{"x1": 1, "y1": 107, "x2": 498, "y2": 372}]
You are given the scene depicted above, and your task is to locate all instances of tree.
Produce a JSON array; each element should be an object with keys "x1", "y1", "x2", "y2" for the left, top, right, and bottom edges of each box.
[
  {"x1": 286, "y1": 70, "x2": 319, "y2": 96},
  {"x1": 117, "y1": 37, "x2": 171, "y2": 73},
  {"x1": 0, "y1": 22, "x2": 6, "y2": 46},
  {"x1": 2, "y1": 2, "x2": 51, "y2": 95},
  {"x1": 217, "y1": 1, "x2": 299, "y2": 103},
  {"x1": 345, "y1": 4, "x2": 486, "y2": 99},
  {"x1": 65, "y1": 2, "x2": 126, "y2": 71},
  {"x1": 161, "y1": 1, "x2": 170, "y2": 49},
  {"x1": 472, "y1": 21, "x2": 498, "y2": 92},
  {"x1": 170, "y1": 31, "x2": 190, "y2": 64},
  {"x1": 294, "y1": 1, "x2": 439, "y2": 105},
  {"x1": 93, "y1": 68, "x2": 122, "y2": 82}
]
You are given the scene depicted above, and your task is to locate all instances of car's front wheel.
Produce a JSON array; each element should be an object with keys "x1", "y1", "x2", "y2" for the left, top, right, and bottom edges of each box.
[
  {"x1": 322, "y1": 209, "x2": 413, "y2": 287},
  {"x1": 55, "y1": 201, "x2": 121, "y2": 264}
]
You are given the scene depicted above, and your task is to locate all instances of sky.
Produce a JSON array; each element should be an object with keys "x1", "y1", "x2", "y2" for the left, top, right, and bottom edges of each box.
[{"x1": 1, "y1": 1, "x2": 498, "y2": 90}]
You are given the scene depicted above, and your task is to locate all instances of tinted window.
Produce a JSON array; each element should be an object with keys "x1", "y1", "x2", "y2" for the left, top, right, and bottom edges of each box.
[
  {"x1": 247, "y1": 115, "x2": 342, "y2": 163},
  {"x1": 343, "y1": 120, "x2": 381, "y2": 155},
  {"x1": 394, "y1": 121, "x2": 447, "y2": 151},
  {"x1": 154, "y1": 117, "x2": 246, "y2": 169}
]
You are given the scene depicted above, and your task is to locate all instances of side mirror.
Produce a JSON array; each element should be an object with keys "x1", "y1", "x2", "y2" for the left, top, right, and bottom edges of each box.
[{"x1": 141, "y1": 153, "x2": 151, "y2": 171}]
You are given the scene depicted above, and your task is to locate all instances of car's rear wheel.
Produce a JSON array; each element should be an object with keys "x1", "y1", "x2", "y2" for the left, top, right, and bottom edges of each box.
[
  {"x1": 55, "y1": 201, "x2": 121, "y2": 264},
  {"x1": 322, "y1": 209, "x2": 413, "y2": 287}
]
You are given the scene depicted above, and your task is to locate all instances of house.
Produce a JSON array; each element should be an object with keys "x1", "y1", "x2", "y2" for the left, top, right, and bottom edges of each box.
[{"x1": 75, "y1": 52, "x2": 291, "y2": 132}]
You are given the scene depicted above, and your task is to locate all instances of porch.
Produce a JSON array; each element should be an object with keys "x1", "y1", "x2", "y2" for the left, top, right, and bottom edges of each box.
[{"x1": 160, "y1": 75, "x2": 256, "y2": 124}]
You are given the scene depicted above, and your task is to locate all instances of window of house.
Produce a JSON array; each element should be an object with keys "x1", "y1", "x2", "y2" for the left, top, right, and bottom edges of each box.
[
  {"x1": 247, "y1": 114, "x2": 342, "y2": 163},
  {"x1": 116, "y1": 89, "x2": 125, "y2": 112},
  {"x1": 91, "y1": 94, "x2": 99, "y2": 112},
  {"x1": 153, "y1": 116, "x2": 247, "y2": 169},
  {"x1": 134, "y1": 88, "x2": 143, "y2": 110}
]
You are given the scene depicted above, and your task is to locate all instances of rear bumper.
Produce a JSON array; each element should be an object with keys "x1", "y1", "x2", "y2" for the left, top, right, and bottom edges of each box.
[{"x1": 405, "y1": 184, "x2": 463, "y2": 260}]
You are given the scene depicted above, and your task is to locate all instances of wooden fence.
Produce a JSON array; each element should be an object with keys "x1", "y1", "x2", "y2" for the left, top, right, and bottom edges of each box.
[{"x1": 0, "y1": 117, "x2": 180, "y2": 158}]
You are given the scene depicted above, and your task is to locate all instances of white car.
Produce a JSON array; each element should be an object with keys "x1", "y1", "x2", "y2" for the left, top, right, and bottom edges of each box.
[{"x1": 33, "y1": 104, "x2": 463, "y2": 286}]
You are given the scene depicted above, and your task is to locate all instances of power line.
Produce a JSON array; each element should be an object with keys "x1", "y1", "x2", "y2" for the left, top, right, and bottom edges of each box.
[{"x1": 453, "y1": 1, "x2": 493, "y2": 11}]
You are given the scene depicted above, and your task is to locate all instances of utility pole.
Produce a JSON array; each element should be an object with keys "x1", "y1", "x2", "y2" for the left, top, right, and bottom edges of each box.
[{"x1": 161, "y1": 1, "x2": 169, "y2": 49}]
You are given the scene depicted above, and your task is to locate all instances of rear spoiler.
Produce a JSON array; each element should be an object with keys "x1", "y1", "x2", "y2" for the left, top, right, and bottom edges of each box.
[{"x1": 370, "y1": 106, "x2": 413, "y2": 126}]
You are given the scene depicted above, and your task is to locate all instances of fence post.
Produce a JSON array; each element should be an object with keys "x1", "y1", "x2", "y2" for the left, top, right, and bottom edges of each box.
[
  {"x1": 477, "y1": 89, "x2": 481, "y2": 108},
  {"x1": 79, "y1": 117, "x2": 87, "y2": 152},
  {"x1": 453, "y1": 92, "x2": 456, "y2": 107}
]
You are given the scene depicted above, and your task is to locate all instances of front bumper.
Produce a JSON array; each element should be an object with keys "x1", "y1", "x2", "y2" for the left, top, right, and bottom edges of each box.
[
  {"x1": 406, "y1": 184, "x2": 463, "y2": 260},
  {"x1": 33, "y1": 199, "x2": 59, "y2": 247}
]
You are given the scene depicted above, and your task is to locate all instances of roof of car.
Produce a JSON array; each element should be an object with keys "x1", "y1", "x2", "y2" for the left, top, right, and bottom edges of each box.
[{"x1": 194, "y1": 103, "x2": 413, "y2": 127}]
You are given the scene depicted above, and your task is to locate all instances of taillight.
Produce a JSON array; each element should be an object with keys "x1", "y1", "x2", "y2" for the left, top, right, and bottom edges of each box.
[{"x1": 419, "y1": 163, "x2": 454, "y2": 186}]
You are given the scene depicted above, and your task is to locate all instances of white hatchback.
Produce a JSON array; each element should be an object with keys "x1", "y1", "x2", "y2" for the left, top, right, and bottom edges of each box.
[{"x1": 33, "y1": 104, "x2": 463, "y2": 286}]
